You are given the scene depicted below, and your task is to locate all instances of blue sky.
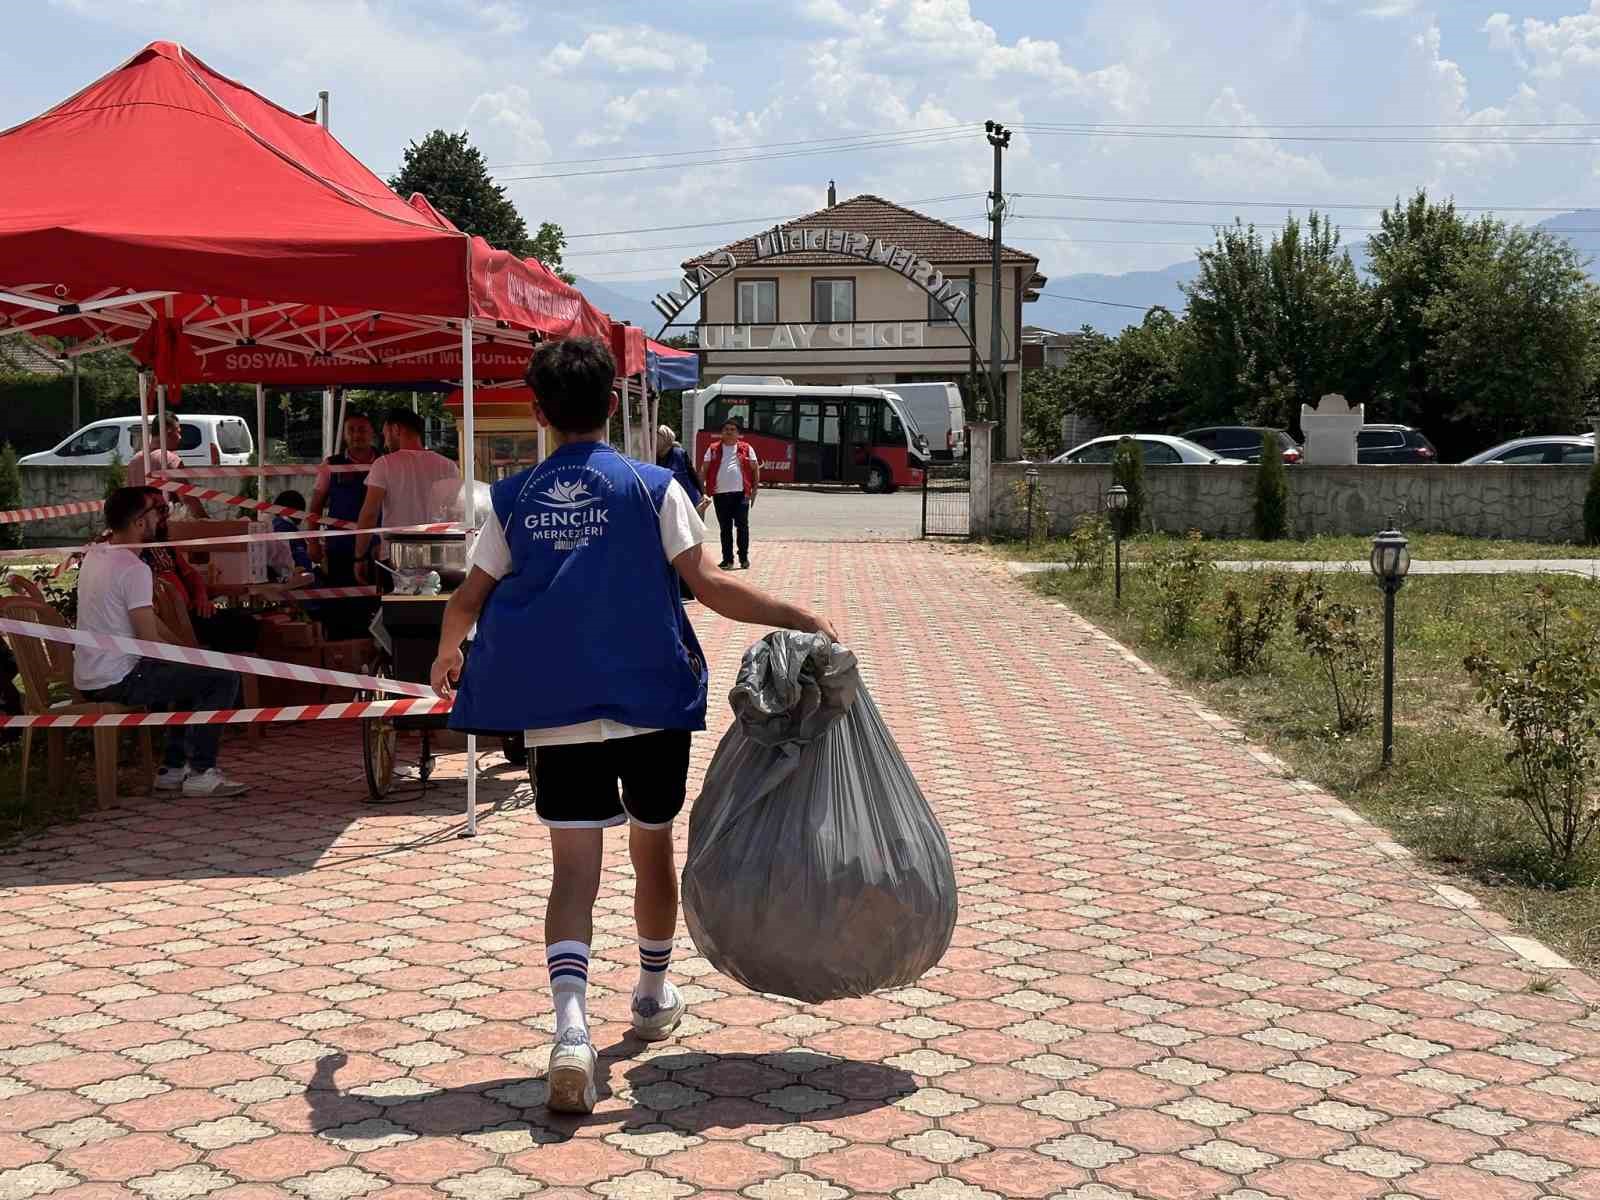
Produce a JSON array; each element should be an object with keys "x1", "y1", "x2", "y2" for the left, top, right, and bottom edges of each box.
[{"x1": 5, "y1": 1, "x2": 1598, "y2": 306}]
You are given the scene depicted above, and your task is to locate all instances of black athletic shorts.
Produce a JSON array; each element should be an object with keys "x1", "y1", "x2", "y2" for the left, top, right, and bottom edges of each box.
[{"x1": 532, "y1": 730, "x2": 692, "y2": 830}]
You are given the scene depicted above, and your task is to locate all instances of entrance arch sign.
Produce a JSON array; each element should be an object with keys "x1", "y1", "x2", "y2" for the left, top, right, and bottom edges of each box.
[{"x1": 652, "y1": 226, "x2": 971, "y2": 328}]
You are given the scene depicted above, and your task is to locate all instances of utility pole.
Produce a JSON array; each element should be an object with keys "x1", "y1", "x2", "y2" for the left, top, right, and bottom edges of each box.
[{"x1": 985, "y1": 120, "x2": 1011, "y2": 454}]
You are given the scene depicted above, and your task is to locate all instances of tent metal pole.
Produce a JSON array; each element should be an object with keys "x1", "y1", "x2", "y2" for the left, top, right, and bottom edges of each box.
[
  {"x1": 137, "y1": 373, "x2": 150, "y2": 478},
  {"x1": 321, "y1": 388, "x2": 334, "y2": 460},
  {"x1": 156, "y1": 384, "x2": 167, "y2": 474},
  {"x1": 461, "y1": 316, "x2": 478, "y2": 839},
  {"x1": 333, "y1": 388, "x2": 348, "y2": 456},
  {"x1": 71, "y1": 352, "x2": 80, "y2": 430},
  {"x1": 255, "y1": 384, "x2": 266, "y2": 501},
  {"x1": 620, "y1": 374, "x2": 631, "y2": 455}
]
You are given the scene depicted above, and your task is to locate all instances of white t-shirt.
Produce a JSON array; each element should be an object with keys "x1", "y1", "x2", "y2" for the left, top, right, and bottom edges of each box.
[
  {"x1": 706, "y1": 442, "x2": 748, "y2": 495},
  {"x1": 74, "y1": 544, "x2": 155, "y2": 692},
  {"x1": 468, "y1": 478, "x2": 706, "y2": 747},
  {"x1": 364, "y1": 449, "x2": 459, "y2": 533}
]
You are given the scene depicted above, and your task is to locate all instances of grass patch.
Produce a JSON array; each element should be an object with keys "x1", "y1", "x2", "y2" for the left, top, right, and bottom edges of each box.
[
  {"x1": 1008, "y1": 531, "x2": 1600, "y2": 564},
  {"x1": 1027, "y1": 559, "x2": 1600, "y2": 971}
]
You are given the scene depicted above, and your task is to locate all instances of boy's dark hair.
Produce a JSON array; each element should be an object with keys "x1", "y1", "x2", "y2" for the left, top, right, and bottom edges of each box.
[
  {"x1": 147, "y1": 413, "x2": 176, "y2": 435},
  {"x1": 343, "y1": 411, "x2": 373, "y2": 427},
  {"x1": 723, "y1": 417, "x2": 744, "y2": 432},
  {"x1": 274, "y1": 489, "x2": 306, "y2": 510},
  {"x1": 383, "y1": 407, "x2": 425, "y2": 437},
  {"x1": 525, "y1": 337, "x2": 616, "y2": 434},
  {"x1": 105, "y1": 486, "x2": 161, "y2": 531}
]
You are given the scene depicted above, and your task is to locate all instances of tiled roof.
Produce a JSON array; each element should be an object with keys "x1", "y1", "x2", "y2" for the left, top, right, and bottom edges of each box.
[
  {"x1": 683, "y1": 193, "x2": 1038, "y2": 270},
  {"x1": 0, "y1": 338, "x2": 68, "y2": 376}
]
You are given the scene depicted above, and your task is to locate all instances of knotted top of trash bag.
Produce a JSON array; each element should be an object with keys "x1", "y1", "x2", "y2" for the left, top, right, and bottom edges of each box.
[{"x1": 729, "y1": 631, "x2": 859, "y2": 747}]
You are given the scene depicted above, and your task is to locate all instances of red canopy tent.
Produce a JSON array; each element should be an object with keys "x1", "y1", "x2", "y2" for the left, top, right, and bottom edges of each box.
[
  {"x1": 0, "y1": 40, "x2": 612, "y2": 463},
  {"x1": 0, "y1": 39, "x2": 625, "y2": 830}
]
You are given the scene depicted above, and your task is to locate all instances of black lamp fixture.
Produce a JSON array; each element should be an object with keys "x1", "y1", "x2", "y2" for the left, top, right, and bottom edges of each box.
[
  {"x1": 1369, "y1": 523, "x2": 1411, "y2": 766},
  {"x1": 1106, "y1": 484, "x2": 1130, "y2": 604}
]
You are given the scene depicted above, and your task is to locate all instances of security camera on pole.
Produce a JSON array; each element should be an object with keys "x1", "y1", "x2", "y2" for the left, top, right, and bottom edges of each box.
[{"x1": 984, "y1": 120, "x2": 1011, "y2": 453}]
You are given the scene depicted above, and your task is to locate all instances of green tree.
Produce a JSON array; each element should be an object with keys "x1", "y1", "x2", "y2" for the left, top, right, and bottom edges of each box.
[
  {"x1": 1021, "y1": 328, "x2": 1114, "y2": 457},
  {"x1": 1104, "y1": 308, "x2": 1196, "y2": 432},
  {"x1": 1420, "y1": 227, "x2": 1598, "y2": 460},
  {"x1": 104, "y1": 450, "x2": 125, "y2": 499},
  {"x1": 1253, "y1": 431, "x2": 1289, "y2": 541},
  {"x1": 1110, "y1": 437, "x2": 1146, "y2": 536},
  {"x1": 0, "y1": 443, "x2": 21, "y2": 550},
  {"x1": 389, "y1": 130, "x2": 572, "y2": 281},
  {"x1": 1365, "y1": 191, "x2": 1496, "y2": 429},
  {"x1": 1184, "y1": 213, "x2": 1371, "y2": 430}
]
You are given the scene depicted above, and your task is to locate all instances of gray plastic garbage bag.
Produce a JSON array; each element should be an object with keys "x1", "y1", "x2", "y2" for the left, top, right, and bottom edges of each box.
[{"x1": 682, "y1": 631, "x2": 958, "y2": 1003}]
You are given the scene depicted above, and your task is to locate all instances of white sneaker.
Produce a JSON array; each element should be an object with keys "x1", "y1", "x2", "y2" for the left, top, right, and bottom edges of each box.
[
  {"x1": 631, "y1": 983, "x2": 686, "y2": 1042},
  {"x1": 546, "y1": 1028, "x2": 598, "y2": 1113},
  {"x1": 182, "y1": 769, "x2": 249, "y2": 797},
  {"x1": 154, "y1": 766, "x2": 190, "y2": 792}
]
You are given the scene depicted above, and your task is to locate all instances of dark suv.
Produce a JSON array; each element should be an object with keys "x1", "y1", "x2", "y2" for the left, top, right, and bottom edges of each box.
[
  {"x1": 1183, "y1": 426, "x2": 1302, "y2": 464},
  {"x1": 1357, "y1": 424, "x2": 1437, "y2": 464}
]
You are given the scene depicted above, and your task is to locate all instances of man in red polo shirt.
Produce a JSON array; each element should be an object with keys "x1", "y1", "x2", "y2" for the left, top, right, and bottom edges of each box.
[{"x1": 701, "y1": 418, "x2": 759, "y2": 570}]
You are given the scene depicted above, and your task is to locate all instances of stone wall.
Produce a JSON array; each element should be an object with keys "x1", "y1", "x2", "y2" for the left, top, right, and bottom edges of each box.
[
  {"x1": 17, "y1": 467, "x2": 320, "y2": 545},
  {"x1": 990, "y1": 462, "x2": 1592, "y2": 542}
]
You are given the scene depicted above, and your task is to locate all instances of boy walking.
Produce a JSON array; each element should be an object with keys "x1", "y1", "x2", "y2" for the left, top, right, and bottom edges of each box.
[{"x1": 431, "y1": 338, "x2": 834, "y2": 1114}]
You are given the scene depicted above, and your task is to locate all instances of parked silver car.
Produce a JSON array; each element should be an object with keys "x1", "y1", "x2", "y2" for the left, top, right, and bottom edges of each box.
[
  {"x1": 1460, "y1": 435, "x2": 1594, "y2": 466},
  {"x1": 1051, "y1": 434, "x2": 1246, "y2": 466}
]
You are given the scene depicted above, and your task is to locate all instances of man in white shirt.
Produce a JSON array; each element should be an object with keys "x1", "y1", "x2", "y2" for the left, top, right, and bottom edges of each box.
[
  {"x1": 76, "y1": 487, "x2": 248, "y2": 797},
  {"x1": 352, "y1": 407, "x2": 459, "y2": 585}
]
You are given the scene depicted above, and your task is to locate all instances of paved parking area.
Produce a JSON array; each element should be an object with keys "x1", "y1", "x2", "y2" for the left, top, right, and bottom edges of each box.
[
  {"x1": 3, "y1": 541, "x2": 1599, "y2": 1200},
  {"x1": 700, "y1": 488, "x2": 925, "y2": 543}
]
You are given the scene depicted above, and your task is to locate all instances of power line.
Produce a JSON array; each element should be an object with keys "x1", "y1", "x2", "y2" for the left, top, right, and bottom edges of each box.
[
  {"x1": 563, "y1": 193, "x2": 985, "y2": 239},
  {"x1": 565, "y1": 212, "x2": 995, "y2": 259},
  {"x1": 1013, "y1": 191, "x2": 1596, "y2": 214},
  {"x1": 485, "y1": 122, "x2": 980, "y2": 169},
  {"x1": 497, "y1": 128, "x2": 976, "y2": 182},
  {"x1": 1016, "y1": 124, "x2": 1600, "y2": 146},
  {"x1": 1021, "y1": 119, "x2": 1600, "y2": 130},
  {"x1": 1011, "y1": 213, "x2": 1600, "y2": 233}
]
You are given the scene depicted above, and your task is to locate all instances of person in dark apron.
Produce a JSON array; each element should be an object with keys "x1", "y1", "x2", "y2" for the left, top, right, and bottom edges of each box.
[{"x1": 308, "y1": 411, "x2": 379, "y2": 637}]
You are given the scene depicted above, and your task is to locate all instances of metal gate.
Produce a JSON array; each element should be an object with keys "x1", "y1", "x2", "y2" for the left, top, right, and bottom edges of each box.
[{"x1": 921, "y1": 460, "x2": 971, "y2": 539}]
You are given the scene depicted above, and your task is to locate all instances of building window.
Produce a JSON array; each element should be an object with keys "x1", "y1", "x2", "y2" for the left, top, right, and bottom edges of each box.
[
  {"x1": 736, "y1": 279, "x2": 777, "y2": 324},
  {"x1": 928, "y1": 278, "x2": 973, "y2": 326},
  {"x1": 812, "y1": 278, "x2": 855, "y2": 323}
]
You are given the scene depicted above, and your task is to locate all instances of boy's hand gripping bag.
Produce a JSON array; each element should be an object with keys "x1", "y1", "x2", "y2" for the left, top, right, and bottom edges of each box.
[{"x1": 682, "y1": 631, "x2": 958, "y2": 1003}]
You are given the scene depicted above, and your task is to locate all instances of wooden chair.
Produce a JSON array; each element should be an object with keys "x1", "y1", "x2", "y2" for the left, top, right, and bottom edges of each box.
[
  {"x1": 0, "y1": 595, "x2": 155, "y2": 808},
  {"x1": 152, "y1": 578, "x2": 261, "y2": 742},
  {"x1": 5, "y1": 573, "x2": 47, "y2": 604}
]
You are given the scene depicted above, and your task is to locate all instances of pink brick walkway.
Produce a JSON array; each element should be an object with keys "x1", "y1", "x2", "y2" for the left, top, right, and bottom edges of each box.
[{"x1": 3, "y1": 542, "x2": 1599, "y2": 1200}]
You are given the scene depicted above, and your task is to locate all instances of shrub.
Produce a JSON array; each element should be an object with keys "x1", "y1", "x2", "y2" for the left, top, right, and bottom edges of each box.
[
  {"x1": 1465, "y1": 586, "x2": 1600, "y2": 867},
  {"x1": 1292, "y1": 577, "x2": 1376, "y2": 733},
  {"x1": 1149, "y1": 531, "x2": 1213, "y2": 643},
  {"x1": 1252, "y1": 432, "x2": 1289, "y2": 541},
  {"x1": 1586, "y1": 458, "x2": 1600, "y2": 545},
  {"x1": 103, "y1": 450, "x2": 125, "y2": 500},
  {"x1": 1068, "y1": 513, "x2": 1110, "y2": 576},
  {"x1": 1218, "y1": 571, "x2": 1291, "y2": 675},
  {"x1": 1109, "y1": 437, "x2": 1146, "y2": 538},
  {"x1": 1010, "y1": 475, "x2": 1051, "y2": 543},
  {"x1": 0, "y1": 443, "x2": 21, "y2": 551}
]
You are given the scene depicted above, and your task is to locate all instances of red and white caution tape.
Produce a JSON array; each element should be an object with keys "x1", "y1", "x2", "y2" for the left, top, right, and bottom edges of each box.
[
  {"x1": 151, "y1": 464, "x2": 373, "y2": 479},
  {"x1": 0, "y1": 696, "x2": 452, "y2": 729},
  {"x1": 0, "y1": 618, "x2": 436, "y2": 698},
  {"x1": 127, "y1": 520, "x2": 466, "y2": 550},
  {"x1": 155, "y1": 481, "x2": 357, "y2": 528},
  {"x1": 0, "y1": 500, "x2": 106, "y2": 525}
]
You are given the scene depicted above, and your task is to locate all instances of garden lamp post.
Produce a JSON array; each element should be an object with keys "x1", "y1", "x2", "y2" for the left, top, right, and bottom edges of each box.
[
  {"x1": 1369, "y1": 524, "x2": 1411, "y2": 767},
  {"x1": 1106, "y1": 484, "x2": 1130, "y2": 604},
  {"x1": 1025, "y1": 467, "x2": 1040, "y2": 543}
]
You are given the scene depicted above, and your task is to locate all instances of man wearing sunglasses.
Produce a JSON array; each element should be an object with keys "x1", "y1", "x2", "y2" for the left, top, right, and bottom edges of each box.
[{"x1": 75, "y1": 487, "x2": 249, "y2": 797}]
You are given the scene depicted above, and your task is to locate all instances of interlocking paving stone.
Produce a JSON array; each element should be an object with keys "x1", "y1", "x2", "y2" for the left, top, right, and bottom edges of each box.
[{"x1": 4, "y1": 543, "x2": 1600, "y2": 1196}]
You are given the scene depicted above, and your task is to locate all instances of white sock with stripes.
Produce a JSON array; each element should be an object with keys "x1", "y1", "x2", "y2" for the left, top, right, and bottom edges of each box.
[
  {"x1": 546, "y1": 939, "x2": 589, "y2": 1040},
  {"x1": 636, "y1": 936, "x2": 673, "y2": 1005}
]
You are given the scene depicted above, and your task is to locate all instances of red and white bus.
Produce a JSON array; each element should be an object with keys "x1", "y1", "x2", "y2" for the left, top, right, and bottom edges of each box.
[{"x1": 688, "y1": 382, "x2": 930, "y2": 493}]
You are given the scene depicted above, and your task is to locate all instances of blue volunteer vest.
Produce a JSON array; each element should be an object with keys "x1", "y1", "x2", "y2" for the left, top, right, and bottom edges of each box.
[
  {"x1": 325, "y1": 451, "x2": 372, "y2": 524},
  {"x1": 449, "y1": 441, "x2": 709, "y2": 735}
]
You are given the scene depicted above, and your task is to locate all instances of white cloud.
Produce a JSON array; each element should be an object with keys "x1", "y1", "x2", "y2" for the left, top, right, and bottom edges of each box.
[
  {"x1": 545, "y1": 25, "x2": 710, "y2": 76},
  {"x1": 466, "y1": 85, "x2": 549, "y2": 161},
  {"x1": 1487, "y1": 2, "x2": 1600, "y2": 79},
  {"x1": 1361, "y1": 0, "x2": 1422, "y2": 19}
]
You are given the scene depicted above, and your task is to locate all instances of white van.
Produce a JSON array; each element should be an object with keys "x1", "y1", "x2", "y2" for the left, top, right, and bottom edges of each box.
[
  {"x1": 885, "y1": 382, "x2": 966, "y2": 460},
  {"x1": 19, "y1": 415, "x2": 255, "y2": 470}
]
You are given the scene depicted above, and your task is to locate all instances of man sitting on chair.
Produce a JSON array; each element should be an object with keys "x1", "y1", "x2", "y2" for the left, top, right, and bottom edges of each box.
[{"x1": 76, "y1": 487, "x2": 249, "y2": 797}]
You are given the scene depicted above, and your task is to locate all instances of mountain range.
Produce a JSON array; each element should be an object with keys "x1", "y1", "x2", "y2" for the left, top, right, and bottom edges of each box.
[{"x1": 577, "y1": 211, "x2": 1598, "y2": 341}]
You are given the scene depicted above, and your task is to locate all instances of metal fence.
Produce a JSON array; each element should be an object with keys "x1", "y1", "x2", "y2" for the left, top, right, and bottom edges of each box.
[{"x1": 921, "y1": 460, "x2": 971, "y2": 539}]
